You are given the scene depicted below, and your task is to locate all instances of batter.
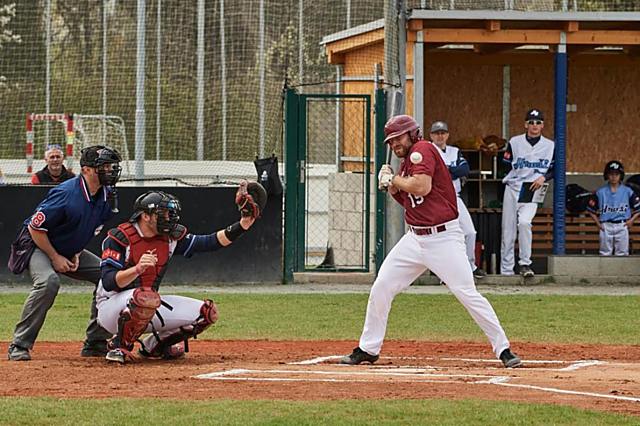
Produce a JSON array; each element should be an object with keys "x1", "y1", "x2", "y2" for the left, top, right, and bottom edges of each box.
[{"x1": 341, "y1": 114, "x2": 521, "y2": 368}]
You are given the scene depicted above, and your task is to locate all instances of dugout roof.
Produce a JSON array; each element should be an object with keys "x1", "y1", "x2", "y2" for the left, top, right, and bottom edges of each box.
[{"x1": 323, "y1": 10, "x2": 640, "y2": 61}]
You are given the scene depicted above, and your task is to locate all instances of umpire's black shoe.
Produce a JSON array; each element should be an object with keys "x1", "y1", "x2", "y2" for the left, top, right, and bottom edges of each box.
[
  {"x1": 473, "y1": 268, "x2": 487, "y2": 279},
  {"x1": 500, "y1": 348, "x2": 522, "y2": 368},
  {"x1": 8, "y1": 344, "x2": 31, "y2": 361},
  {"x1": 519, "y1": 265, "x2": 535, "y2": 278},
  {"x1": 340, "y1": 347, "x2": 379, "y2": 365},
  {"x1": 81, "y1": 341, "x2": 108, "y2": 357}
]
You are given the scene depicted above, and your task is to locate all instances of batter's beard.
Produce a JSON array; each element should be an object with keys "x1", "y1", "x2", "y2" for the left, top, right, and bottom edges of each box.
[{"x1": 394, "y1": 147, "x2": 407, "y2": 158}]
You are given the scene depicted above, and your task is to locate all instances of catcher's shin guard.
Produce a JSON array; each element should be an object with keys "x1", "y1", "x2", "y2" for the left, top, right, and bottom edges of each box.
[
  {"x1": 111, "y1": 287, "x2": 161, "y2": 350},
  {"x1": 141, "y1": 299, "x2": 218, "y2": 356}
]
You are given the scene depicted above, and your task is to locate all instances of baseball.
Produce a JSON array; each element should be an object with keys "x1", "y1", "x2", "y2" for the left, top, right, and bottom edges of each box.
[{"x1": 410, "y1": 151, "x2": 422, "y2": 164}]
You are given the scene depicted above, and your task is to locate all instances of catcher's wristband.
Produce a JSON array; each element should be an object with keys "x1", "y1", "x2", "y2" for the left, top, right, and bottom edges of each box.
[{"x1": 224, "y1": 221, "x2": 247, "y2": 241}]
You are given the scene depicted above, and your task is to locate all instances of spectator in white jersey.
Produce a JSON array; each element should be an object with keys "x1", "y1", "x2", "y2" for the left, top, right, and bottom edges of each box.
[
  {"x1": 430, "y1": 121, "x2": 486, "y2": 279},
  {"x1": 587, "y1": 160, "x2": 640, "y2": 256},
  {"x1": 500, "y1": 109, "x2": 555, "y2": 277}
]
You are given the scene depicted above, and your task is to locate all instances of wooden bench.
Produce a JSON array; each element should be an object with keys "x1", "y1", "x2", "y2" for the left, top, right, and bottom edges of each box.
[{"x1": 531, "y1": 208, "x2": 640, "y2": 255}]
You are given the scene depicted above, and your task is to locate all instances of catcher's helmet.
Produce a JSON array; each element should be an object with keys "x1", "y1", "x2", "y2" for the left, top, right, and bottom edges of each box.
[
  {"x1": 603, "y1": 160, "x2": 624, "y2": 181},
  {"x1": 80, "y1": 145, "x2": 122, "y2": 186},
  {"x1": 130, "y1": 191, "x2": 181, "y2": 235},
  {"x1": 384, "y1": 115, "x2": 421, "y2": 143}
]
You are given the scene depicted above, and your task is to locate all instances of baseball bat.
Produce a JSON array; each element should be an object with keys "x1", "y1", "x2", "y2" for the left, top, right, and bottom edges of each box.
[{"x1": 380, "y1": 145, "x2": 393, "y2": 192}]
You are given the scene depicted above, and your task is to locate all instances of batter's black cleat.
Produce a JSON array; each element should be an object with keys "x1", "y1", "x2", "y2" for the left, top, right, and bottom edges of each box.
[
  {"x1": 81, "y1": 341, "x2": 108, "y2": 357},
  {"x1": 7, "y1": 344, "x2": 31, "y2": 361},
  {"x1": 519, "y1": 265, "x2": 535, "y2": 278},
  {"x1": 473, "y1": 268, "x2": 487, "y2": 279},
  {"x1": 340, "y1": 347, "x2": 379, "y2": 365},
  {"x1": 500, "y1": 348, "x2": 522, "y2": 368}
]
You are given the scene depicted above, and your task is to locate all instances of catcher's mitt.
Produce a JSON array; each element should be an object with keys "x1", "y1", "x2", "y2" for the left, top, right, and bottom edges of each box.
[{"x1": 235, "y1": 180, "x2": 267, "y2": 219}]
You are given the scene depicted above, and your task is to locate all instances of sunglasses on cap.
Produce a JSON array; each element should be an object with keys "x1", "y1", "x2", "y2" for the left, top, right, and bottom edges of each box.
[{"x1": 527, "y1": 120, "x2": 543, "y2": 125}]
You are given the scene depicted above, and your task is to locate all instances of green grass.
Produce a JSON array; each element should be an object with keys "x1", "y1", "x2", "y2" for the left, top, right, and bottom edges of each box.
[
  {"x1": 0, "y1": 292, "x2": 639, "y2": 344},
  {"x1": 0, "y1": 397, "x2": 637, "y2": 425}
]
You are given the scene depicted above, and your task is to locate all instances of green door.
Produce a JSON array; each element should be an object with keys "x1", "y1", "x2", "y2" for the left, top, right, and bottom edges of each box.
[{"x1": 284, "y1": 89, "x2": 386, "y2": 282}]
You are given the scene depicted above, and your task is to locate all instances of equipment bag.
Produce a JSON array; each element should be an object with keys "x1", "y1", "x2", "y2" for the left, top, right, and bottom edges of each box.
[{"x1": 8, "y1": 226, "x2": 36, "y2": 274}]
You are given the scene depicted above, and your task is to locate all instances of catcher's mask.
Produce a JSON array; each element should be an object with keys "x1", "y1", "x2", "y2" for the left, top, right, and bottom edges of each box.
[
  {"x1": 80, "y1": 145, "x2": 122, "y2": 186},
  {"x1": 130, "y1": 191, "x2": 182, "y2": 235},
  {"x1": 603, "y1": 160, "x2": 624, "y2": 181},
  {"x1": 384, "y1": 115, "x2": 422, "y2": 144}
]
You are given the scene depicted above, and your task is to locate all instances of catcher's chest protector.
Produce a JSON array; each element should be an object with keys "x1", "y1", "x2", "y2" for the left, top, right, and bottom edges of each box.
[{"x1": 117, "y1": 223, "x2": 170, "y2": 288}]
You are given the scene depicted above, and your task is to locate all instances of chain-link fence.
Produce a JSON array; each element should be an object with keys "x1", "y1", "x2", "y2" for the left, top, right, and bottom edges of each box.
[{"x1": 0, "y1": 1, "x2": 634, "y2": 186}]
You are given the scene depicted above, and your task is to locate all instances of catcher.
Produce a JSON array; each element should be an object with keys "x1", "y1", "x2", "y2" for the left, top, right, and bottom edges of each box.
[{"x1": 95, "y1": 181, "x2": 267, "y2": 363}]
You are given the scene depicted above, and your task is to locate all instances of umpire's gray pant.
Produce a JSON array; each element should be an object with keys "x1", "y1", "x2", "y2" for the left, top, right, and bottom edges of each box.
[{"x1": 12, "y1": 248, "x2": 112, "y2": 350}]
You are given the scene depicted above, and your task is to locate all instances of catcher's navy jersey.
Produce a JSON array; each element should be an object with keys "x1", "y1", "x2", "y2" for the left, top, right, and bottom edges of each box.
[
  {"x1": 24, "y1": 175, "x2": 114, "y2": 258},
  {"x1": 588, "y1": 183, "x2": 640, "y2": 222},
  {"x1": 99, "y1": 222, "x2": 223, "y2": 292}
]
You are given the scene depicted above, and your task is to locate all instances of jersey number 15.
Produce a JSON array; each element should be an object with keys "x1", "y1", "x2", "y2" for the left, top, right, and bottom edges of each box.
[{"x1": 408, "y1": 193, "x2": 424, "y2": 208}]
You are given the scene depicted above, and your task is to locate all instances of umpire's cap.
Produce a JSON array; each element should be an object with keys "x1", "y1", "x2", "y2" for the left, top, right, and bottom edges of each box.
[{"x1": 80, "y1": 145, "x2": 122, "y2": 167}]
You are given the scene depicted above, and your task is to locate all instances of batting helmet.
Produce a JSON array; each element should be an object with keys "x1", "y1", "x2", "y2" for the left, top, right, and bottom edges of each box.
[
  {"x1": 130, "y1": 191, "x2": 182, "y2": 235},
  {"x1": 603, "y1": 160, "x2": 624, "y2": 181},
  {"x1": 384, "y1": 115, "x2": 421, "y2": 143},
  {"x1": 80, "y1": 145, "x2": 122, "y2": 186}
]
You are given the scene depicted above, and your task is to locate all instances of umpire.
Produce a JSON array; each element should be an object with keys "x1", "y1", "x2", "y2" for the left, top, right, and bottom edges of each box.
[{"x1": 7, "y1": 145, "x2": 122, "y2": 361}]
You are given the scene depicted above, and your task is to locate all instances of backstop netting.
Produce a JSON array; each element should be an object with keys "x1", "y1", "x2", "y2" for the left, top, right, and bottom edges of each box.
[{"x1": 0, "y1": 1, "x2": 634, "y2": 186}]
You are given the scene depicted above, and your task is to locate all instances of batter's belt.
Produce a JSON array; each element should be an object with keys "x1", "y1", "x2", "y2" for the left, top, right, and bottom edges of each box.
[{"x1": 408, "y1": 224, "x2": 447, "y2": 236}]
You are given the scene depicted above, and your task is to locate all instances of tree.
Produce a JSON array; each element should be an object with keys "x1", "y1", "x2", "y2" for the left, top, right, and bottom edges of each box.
[{"x1": 0, "y1": 2, "x2": 21, "y2": 89}]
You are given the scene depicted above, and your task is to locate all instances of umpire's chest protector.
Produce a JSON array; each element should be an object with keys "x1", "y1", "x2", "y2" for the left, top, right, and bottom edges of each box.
[{"x1": 117, "y1": 223, "x2": 170, "y2": 288}]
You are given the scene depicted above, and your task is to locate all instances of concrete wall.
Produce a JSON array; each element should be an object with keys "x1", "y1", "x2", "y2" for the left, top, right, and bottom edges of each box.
[{"x1": 327, "y1": 172, "x2": 376, "y2": 269}]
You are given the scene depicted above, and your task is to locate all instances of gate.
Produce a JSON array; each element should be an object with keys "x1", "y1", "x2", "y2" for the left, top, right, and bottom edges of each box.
[{"x1": 284, "y1": 88, "x2": 387, "y2": 282}]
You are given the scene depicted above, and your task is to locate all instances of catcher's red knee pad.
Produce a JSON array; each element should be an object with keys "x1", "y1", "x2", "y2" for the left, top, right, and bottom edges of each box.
[
  {"x1": 117, "y1": 287, "x2": 161, "y2": 348},
  {"x1": 131, "y1": 287, "x2": 162, "y2": 310},
  {"x1": 201, "y1": 299, "x2": 218, "y2": 325}
]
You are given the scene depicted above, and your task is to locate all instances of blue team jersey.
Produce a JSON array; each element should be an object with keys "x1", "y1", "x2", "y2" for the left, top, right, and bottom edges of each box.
[
  {"x1": 588, "y1": 183, "x2": 640, "y2": 222},
  {"x1": 23, "y1": 175, "x2": 115, "y2": 258}
]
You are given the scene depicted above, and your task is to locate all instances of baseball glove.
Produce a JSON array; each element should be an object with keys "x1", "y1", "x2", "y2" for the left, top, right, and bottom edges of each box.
[{"x1": 235, "y1": 180, "x2": 267, "y2": 219}]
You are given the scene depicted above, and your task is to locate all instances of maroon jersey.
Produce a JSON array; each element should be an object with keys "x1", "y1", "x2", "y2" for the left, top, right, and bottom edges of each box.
[{"x1": 391, "y1": 140, "x2": 458, "y2": 226}]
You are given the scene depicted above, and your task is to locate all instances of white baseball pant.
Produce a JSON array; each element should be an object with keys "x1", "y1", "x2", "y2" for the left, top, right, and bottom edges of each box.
[
  {"x1": 358, "y1": 219, "x2": 511, "y2": 358},
  {"x1": 457, "y1": 196, "x2": 477, "y2": 270},
  {"x1": 600, "y1": 222, "x2": 629, "y2": 256},
  {"x1": 500, "y1": 186, "x2": 538, "y2": 274},
  {"x1": 97, "y1": 290, "x2": 205, "y2": 351}
]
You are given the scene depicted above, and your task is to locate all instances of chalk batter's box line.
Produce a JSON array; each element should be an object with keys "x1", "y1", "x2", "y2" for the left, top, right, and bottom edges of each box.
[
  {"x1": 194, "y1": 361, "x2": 640, "y2": 403},
  {"x1": 194, "y1": 367, "x2": 501, "y2": 384},
  {"x1": 288, "y1": 355, "x2": 605, "y2": 372}
]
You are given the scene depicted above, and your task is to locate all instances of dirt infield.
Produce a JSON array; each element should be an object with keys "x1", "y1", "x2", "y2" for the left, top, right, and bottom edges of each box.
[{"x1": 2, "y1": 340, "x2": 640, "y2": 416}]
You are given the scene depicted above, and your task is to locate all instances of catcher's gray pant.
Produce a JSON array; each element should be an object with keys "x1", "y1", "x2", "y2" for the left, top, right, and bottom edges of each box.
[
  {"x1": 457, "y1": 196, "x2": 477, "y2": 270},
  {"x1": 358, "y1": 220, "x2": 511, "y2": 358},
  {"x1": 97, "y1": 289, "x2": 204, "y2": 352},
  {"x1": 600, "y1": 222, "x2": 629, "y2": 256},
  {"x1": 500, "y1": 186, "x2": 538, "y2": 274},
  {"x1": 12, "y1": 248, "x2": 112, "y2": 350}
]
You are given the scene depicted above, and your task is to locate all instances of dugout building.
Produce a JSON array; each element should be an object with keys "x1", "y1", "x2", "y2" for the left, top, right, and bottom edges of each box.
[{"x1": 320, "y1": 9, "x2": 640, "y2": 274}]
